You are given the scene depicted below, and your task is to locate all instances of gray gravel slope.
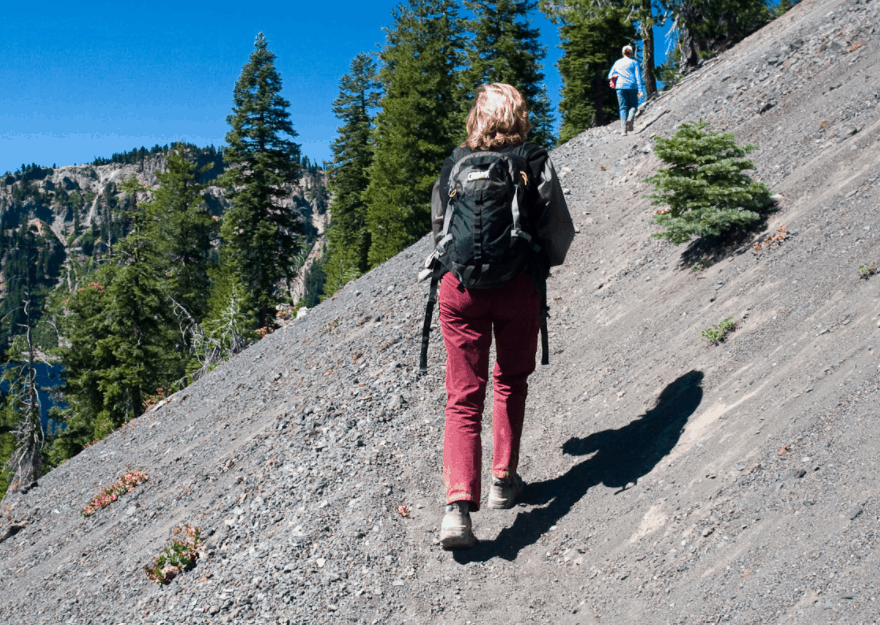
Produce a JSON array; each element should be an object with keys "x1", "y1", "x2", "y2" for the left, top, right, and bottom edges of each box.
[{"x1": 2, "y1": 0, "x2": 880, "y2": 623}]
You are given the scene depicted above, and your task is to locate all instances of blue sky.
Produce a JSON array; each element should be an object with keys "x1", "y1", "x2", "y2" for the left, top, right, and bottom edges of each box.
[{"x1": 1, "y1": 1, "x2": 669, "y2": 174}]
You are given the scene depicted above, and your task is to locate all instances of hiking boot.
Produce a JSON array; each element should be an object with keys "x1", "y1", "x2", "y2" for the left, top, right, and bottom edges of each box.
[
  {"x1": 626, "y1": 108, "x2": 636, "y2": 132},
  {"x1": 620, "y1": 119, "x2": 628, "y2": 135},
  {"x1": 440, "y1": 502, "x2": 476, "y2": 549},
  {"x1": 626, "y1": 119, "x2": 634, "y2": 132},
  {"x1": 488, "y1": 473, "x2": 523, "y2": 509}
]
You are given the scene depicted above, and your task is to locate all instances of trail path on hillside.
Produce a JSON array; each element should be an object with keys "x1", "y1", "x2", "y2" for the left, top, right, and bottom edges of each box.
[{"x1": 2, "y1": 0, "x2": 880, "y2": 623}]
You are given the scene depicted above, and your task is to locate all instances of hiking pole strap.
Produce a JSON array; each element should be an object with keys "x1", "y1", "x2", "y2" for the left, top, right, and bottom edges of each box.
[
  {"x1": 419, "y1": 274, "x2": 441, "y2": 373},
  {"x1": 539, "y1": 278, "x2": 549, "y2": 366},
  {"x1": 541, "y1": 315, "x2": 549, "y2": 366}
]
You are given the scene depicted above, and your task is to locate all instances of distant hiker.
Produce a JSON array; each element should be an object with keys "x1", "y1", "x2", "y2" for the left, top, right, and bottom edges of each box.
[
  {"x1": 421, "y1": 83, "x2": 574, "y2": 549},
  {"x1": 608, "y1": 45, "x2": 645, "y2": 135}
]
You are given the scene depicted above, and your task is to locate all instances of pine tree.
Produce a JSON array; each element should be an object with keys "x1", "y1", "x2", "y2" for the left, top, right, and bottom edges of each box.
[
  {"x1": 549, "y1": 3, "x2": 635, "y2": 142},
  {"x1": 53, "y1": 180, "x2": 179, "y2": 455},
  {"x1": 463, "y1": 0, "x2": 555, "y2": 148},
  {"x1": 143, "y1": 145, "x2": 216, "y2": 320},
  {"x1": 633, "y1": 0, "x2": 659, "y2": 96},
  {"x1": 363, "y1": 0, "x2": 465, "y2": 267},
  {"x1": 670, "y1": 0, "x2": 770, "y2": 72},
  {"x1": 647, "y1": 121, "x2": 771, "y2": 245},
  {"x1": 323, "y1": 53, "x2": 381, "y2": 296},
  {"x1": 221, "y1": 33, "x2": 303, "y2": 328},
  {"x1": 531, "y1": 83, "x2": 556, "y2": 149}
]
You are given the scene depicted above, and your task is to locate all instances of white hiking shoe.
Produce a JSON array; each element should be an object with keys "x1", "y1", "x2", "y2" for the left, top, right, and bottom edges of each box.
[
  {"x1": 488, "y1": 473, "x2": 523, "y2": 509},
  {"x1": 626, "y1": 108, "x2": 636, "y2": 132},
  {"x1": 440, "y1": 502, "x2": 476, "y2": 549}
]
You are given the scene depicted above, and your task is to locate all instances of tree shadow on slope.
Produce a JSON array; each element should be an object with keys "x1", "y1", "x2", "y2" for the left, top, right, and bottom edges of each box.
[
  {"x1": 454, "y1": 370, "x2": 704, "y2": 564},
  {"x1": 678, "y1": 203, "x2": 779, "y2": 270}
]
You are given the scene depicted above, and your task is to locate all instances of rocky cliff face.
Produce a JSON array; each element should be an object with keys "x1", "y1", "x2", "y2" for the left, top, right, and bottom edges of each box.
[
  {"x1": 2, "y1": 0, "x2": 880, "y2": 623},
  {"x1": 0, "y1": 153, "x2": 328, "y2": 304},
  {"x1": 0, "y1": 154, "x2": 327, "y2": 244}
]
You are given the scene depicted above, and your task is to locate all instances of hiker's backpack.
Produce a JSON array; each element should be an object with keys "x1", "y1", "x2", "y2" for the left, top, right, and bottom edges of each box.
[{"x1": 419, "y1": 147, "x2": 550, "y2": 373}]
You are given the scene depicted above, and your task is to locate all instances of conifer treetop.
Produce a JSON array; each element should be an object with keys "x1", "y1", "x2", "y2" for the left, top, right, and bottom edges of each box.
[
  {"x1": 647, "y1": 120, "x2": 772, "y2": 245},
  {"x1": 224, "y1": 32, "x2": 300, "y2": 176}
]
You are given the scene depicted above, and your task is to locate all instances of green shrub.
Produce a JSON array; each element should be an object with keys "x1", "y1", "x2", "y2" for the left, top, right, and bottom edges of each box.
[
  {"x1": 702, "y1": 317, "x2": 737, "y2": 345},
  {"x1": 144, "y1": 525, "x2": 203, "y2": 585},
  {"x1": 647, "y1": 121, "x2": 772, "y2": 245}
]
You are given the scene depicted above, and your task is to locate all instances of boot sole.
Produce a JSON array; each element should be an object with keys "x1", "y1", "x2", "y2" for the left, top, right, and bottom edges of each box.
[
  {"x1": 440, "y1": 532, "x2": 476, "y2": 549},
  {"x1": 487, "y1": 487, "x2": 521, "y2": 509},
  {"x1": 487, "y1": 495, "x2": 516, "y2": 509}
]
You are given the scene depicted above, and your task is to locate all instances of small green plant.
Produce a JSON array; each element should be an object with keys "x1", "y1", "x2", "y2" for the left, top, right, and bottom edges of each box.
[
  {"x1": 144, "y1": 525, "x2": 203, "y2": 585},
  {"x1": 323, "y1": 318, "x2": 341, "y2": 333},
  {"x1": 693, "y1": 261, "x2": 707, "y2": 271},
  {"x1": 81, "y1": 470, "x2": 149, "y2": 517},
  {"x1": 646, "y1": 120, "x2": 772, "y2": 245},
  {"x1": 858, "y1": 262, "x2": 877, "y2": 279},
  {"x1": 702, "y1": 317, "x2": 738, "y2": 345}
]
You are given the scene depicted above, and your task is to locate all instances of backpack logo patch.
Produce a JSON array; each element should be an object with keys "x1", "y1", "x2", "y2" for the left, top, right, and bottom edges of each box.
[{"x1": 466, "y1": 171, "x2": 490, "y2": 181}]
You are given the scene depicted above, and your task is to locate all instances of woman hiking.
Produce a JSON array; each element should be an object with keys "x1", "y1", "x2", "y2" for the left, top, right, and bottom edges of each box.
[
  {"x1": 432, "y1": 83, "x2": 574, "y2": 548},
  {"x1": 608, "y1": 45, "x2": 645, "y2": 135}
]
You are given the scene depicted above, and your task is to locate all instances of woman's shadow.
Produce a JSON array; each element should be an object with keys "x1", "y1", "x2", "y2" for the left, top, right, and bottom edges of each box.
[{"x1": 454, "y1": 370, "x2": 704, "y2": 563}]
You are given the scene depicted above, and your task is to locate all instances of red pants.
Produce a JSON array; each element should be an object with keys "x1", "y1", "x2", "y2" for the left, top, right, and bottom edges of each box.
[{"x1": 439, "y1": 272, "x2": 540, "y2": 510}]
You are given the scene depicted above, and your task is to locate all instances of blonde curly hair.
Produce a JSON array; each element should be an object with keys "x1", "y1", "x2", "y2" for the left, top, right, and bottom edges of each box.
[{"x1": 463, "y1": 83, "x2": 531, "y2": 151}]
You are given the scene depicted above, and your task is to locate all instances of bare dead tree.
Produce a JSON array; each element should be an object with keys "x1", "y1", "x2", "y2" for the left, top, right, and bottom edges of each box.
[
  {"x1": 167, "y1": 287, "x2": 251, "y2": 384},
  {"x1": 2, "y1": 299, "x2": 45, "y2": 500}
]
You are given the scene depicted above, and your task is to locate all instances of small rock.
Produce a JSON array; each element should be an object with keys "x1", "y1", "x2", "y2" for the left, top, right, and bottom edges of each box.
[
  {"x1": 387, "y1": 394, "x2": 404, "y2": 411},
  {"x1": 848, "y1": 506, "x2": 863, "y2": 521}
]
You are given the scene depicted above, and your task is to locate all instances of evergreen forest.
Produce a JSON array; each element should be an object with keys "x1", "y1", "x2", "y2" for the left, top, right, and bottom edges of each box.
[{"x1": 0, "y1": 0, "x2": 788, "y2": 498}]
